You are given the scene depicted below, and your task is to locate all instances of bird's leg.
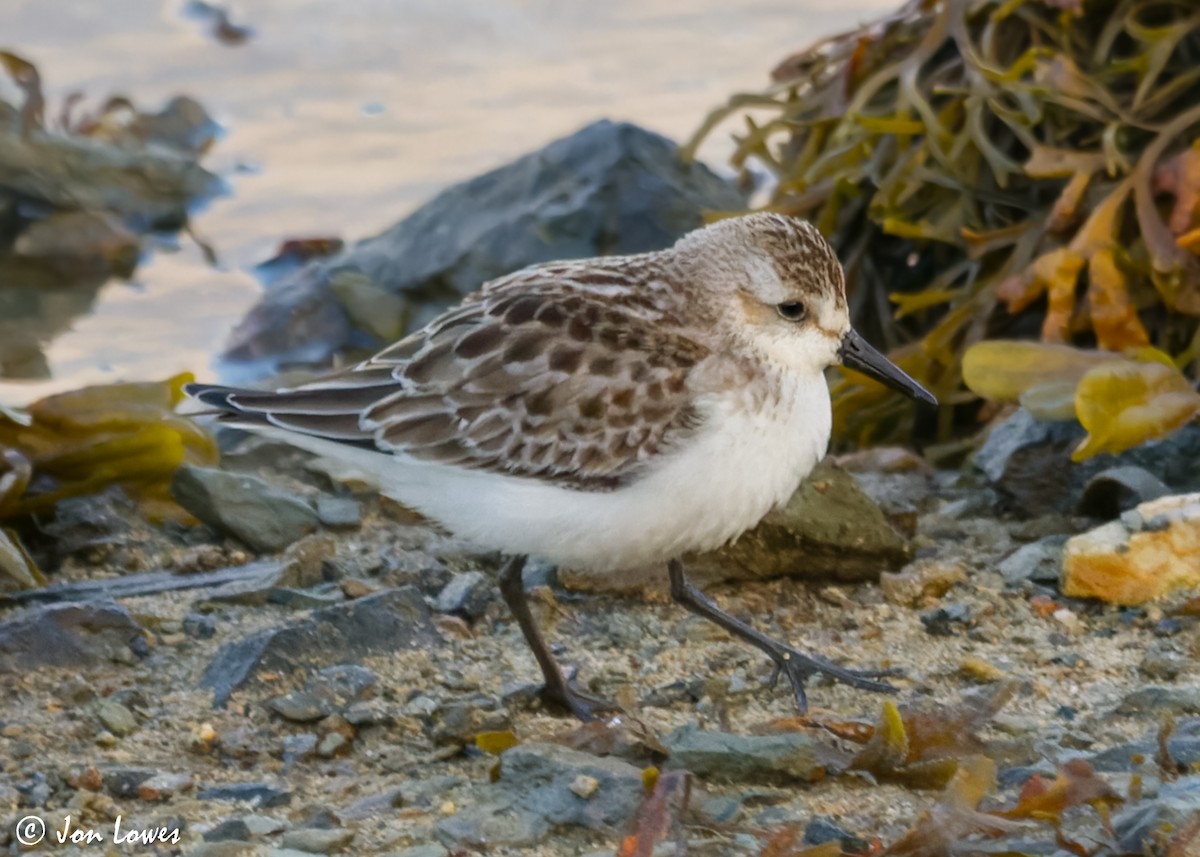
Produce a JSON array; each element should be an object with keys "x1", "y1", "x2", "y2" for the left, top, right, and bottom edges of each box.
[
  {"x1": 667, "y1": 558, "x2": 900, "y2": 712},
  {"x1": 497, "y1": 555, "x2": 618, "y2": 721}
]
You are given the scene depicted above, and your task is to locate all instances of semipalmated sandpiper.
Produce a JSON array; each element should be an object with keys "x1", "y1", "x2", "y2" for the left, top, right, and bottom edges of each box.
[{"x1": 189, "y1": 212, "x2": 936, "y2": 719}]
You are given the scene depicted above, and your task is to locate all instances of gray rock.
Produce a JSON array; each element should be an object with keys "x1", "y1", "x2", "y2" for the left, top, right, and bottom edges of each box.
[
  {"x1": 436, "y1": 799, "x2": 549, "y2": 849},
  {"x1": 279, "y1": 828, "x2": 355, "y2": 854},
  {"x1": 1114, "y1": 775, "x2": 1200, "y2": 853},
  {"x1": 223, "y1": 119, "x2": 744, "y2": 369},
  {"x1": 172, "y1": 466, "x2": 320, "y2": 552},
  {"x1": 1116, "y1": 686, "x2": 1200, "y2": 717},
  {"x1": 434, "y1": 571, "x2": 492, "y2": 619},
  {"x1": 267, "y1": 691, "x2": 327, "y2": 723},
  {"x1": 101, "y1": 766, "x2": 158, "y2": 798},
  {"x1": 662, "y1": 724, "x2": 824, "y2": 783},
  {"x1": 204, "y1": 820, "x2": 252, "y2": 842},
  {"x1": 997, "y1": 535, "x2": 1067, "y2": 584},
  {"x1": 0, "y1": 601, "x2": 144, "y2": 670},
  {"x1": 975, "y1": 409, "x2": 1200, "y2": 517},
  {"x1": 197, "y1": 782, "x2": 293, "y2": 808},
  {"x1": 386, "y1": 846, "x2": 449, "y2": 857},
  {"x1": 315, "y1": 495, "x2": 362, "y2": 528},
  {"x1": 501, "y1": 742, "x2": 644, "y2": 828},
  {"x1": 95, "y1": 699, "x2": 138, "y2": 736},
  {"x1": 200, "y1": 587, "x2": 438, "y2": 706}
]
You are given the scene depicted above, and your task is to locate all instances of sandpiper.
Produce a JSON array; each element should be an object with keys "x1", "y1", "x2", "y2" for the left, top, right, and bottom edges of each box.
[{"x1": 188, "y1": 212, "x2": 936, "y2": 719}]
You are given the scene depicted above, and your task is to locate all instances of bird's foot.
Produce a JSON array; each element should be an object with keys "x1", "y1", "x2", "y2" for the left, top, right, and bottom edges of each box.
[{"x1": 764, "y1": 647, "x2": 902, "y2": 713}]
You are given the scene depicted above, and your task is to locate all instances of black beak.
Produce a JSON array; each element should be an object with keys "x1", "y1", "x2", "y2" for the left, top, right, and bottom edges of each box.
[{"x1": 838, "y1": 329, "x2": 937, "y2": 407}]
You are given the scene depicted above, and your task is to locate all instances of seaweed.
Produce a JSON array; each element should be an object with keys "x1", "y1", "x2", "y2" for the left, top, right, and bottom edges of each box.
[
  {"x1": 687, "y1": 0, "x2": 1200, "y2": 449},
  {"x1": 0, "y1": 374, "x2": 218, "y2": 528}
]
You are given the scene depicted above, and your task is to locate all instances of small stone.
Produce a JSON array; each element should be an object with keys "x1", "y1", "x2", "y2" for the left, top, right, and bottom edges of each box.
[
  {"x1": 662, "y1": 724, "x2": 823, "y2": 783},
  {"x1": 95, "y1": 699, "x2": 138, "y2": 736},
  {"x1": 282, "y1": 733, "x2": 319, "y2": 764},
  {"x1": 204, "y1": 819, "x2": 252, "y2": 842},
  {"x1": 137, "y1": 772, "x2": 193, "y2": 801},
  {"x1": 171, "y1": 465, "x2": 319, "y2": 553},
  {"x1": 317, "y1": 732, "x2": 350, "y2": 758},
  {"x1": 568, "y1": 775, "x2": 600, "y2": 799},
  {"x1": 315, "y1": 495, "x2": 362, "y2": 528},
  {"x1": 244, "y1": 815, "x2": 287, "y2": 837},
  {"x1": 188, "y1": 843, "x2": 256, "y2": 857},
  {"x1": 198, "y1": 782, "x2": 293, "y2": 808},
  {"x1": 184, "y1": 613, "x2": 218, "y2": 639},
  {"x1": 268, "y1": 691, "x2": 327, "y2": 723},
  {"x1": 279, "y1": 827, "x2": 355, "y2": 854},
  {"x1": 919, "y1": 603, "x2": 972, "y2": 636},
  {"x1": 880, "y1": 560, "x2": 966, "y2": 607},
  {"x1": 1139, "y1": 647, "x2": 1184, "y2": 680},
  {"x1": 1063, "y1": 492, "x2": 1200, "y2": 604},
  {"x1": 997, "y1": 536, "x2": 1067, "y2": 585},
  {"x1": 102, "y1": 766, "x2": 158, "y2": 798},
  {"x1": 434, "y1": 571, "x2": 493, "y2": 620},
  {"x1": 388, "y1": 846, "x2": 449, "y2": 857}
]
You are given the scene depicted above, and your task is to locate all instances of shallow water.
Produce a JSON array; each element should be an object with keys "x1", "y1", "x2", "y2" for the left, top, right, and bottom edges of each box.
[{"x1": 0, "y1": 0, "x2": 896, "y2": 404}]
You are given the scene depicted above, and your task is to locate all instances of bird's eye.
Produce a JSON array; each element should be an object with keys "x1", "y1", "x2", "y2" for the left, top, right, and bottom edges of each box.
[{"x1": 776, "y1": 302, "x2": 807, "y2": 322}]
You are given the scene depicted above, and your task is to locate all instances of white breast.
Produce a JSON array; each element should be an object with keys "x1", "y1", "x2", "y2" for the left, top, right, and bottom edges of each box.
[{"x1": 363, "y1": 369, "x2": 833, "y2": 571}]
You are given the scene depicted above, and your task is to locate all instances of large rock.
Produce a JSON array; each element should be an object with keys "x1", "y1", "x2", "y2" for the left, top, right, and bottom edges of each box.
[
  {"x1": 662, "y1": 724, "x2": 825, "y2": 783},
  {"x1": 199, "y1": 587, "x2": 438, "y2": 706},
  {"x1": 1062, "y1": 493, "x2": 1200, "y2": 604},
  {"x1": 974, "y1": 408, "x2": 1200, "y2": 517},
  {"x1": 171, "y1": 466, "x2": 319, "y2": 553},
  {"x1": 223, "y1": 119, "x2": 745, "y2": 370},
  {"x1": 0, "y1": 601, "x2": 145, "y2": 670}
]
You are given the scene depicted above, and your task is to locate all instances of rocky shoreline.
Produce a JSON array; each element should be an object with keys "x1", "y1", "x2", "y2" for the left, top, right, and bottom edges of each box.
[{"x1": 2, "y1": 401, "x2": 1198, "y2": 855}]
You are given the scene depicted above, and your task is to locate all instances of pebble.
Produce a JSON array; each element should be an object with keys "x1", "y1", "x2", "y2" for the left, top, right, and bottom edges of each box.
[
  {"x1": 387, "y1": 846, "x2": 449, "y2": 857},
  {"x1": 662, "y1": 724, "x2": 823, "y2": 783},
  {"x1": 996, "y1": 536, "x2": 1067, "y2": 585},
  {"x1": 198, "y1": 782, "x2": 294, "y2": 808},
  {"x1": 568, "y1": 774, "x2": 599, "y2": 799},
  {"x1": 279, "y1": 827, "x2": 356, "y2": 854},
  {"x1": 434, "y1": 571, "x2": 493, "y2": 620},
  {"x1": 136, "y1": 772, "x2": 193, "y2": 801},
  {"x1": 95, "y1": 699, "x2": 138, "y2": 736},
  {"x1": 204, "y1": 819, "x2": 252, "y2": 842},
  {"x1": 919, "y1": 603, "x2": 972, "y2": 636},
  {"x1": 315, "y1": 495, "x2": 363, "y2": 528}
]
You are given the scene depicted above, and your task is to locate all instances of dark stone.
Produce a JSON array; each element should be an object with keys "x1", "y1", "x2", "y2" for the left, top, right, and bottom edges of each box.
[
  {"x1": 203, "y1": 820, "x2": 251, "y2": 842},
  {"x1": 803, "y1": 816, "x2": 870, "y2": 853},
  {"x1": 434, "y1": 571, "x2": 493, "y2": 620},
  {"x1": 184, "y1": 613, "x2": 217, "y2": 639},
  {"x1": 0, "y1": 562, "x2": 282, "y2": 606},
  {"x1": 919, "y1": 603, "x2": 972, "y2": 636},
  {"x1": 171, "y1": 466, "x2": 319, "y2": 552},
  {"x1": 222, "y1": 119, "x2": 744, "y2": 370},
  {"x1": 996, "y1": 535, "x2": 1067, "y2": 585},
  {"x1": 974, "y1": 409, "x2": 1200, "y2": 517},
  {"x1": 102, "y1": 766, "x2": 158, "y2": 799},
  {"x1": 199, "y1": 587, "x2": 438, "y2": 706},
  {"x1": 0, "y1": 601, "x2": 144, "y2": 670},
  {"x1": 1116, "y1": 686, "x2": 1200, "y2": 717},
  {"x1": 197, "y1": 782, "x2": 293, "y2": 808}
]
